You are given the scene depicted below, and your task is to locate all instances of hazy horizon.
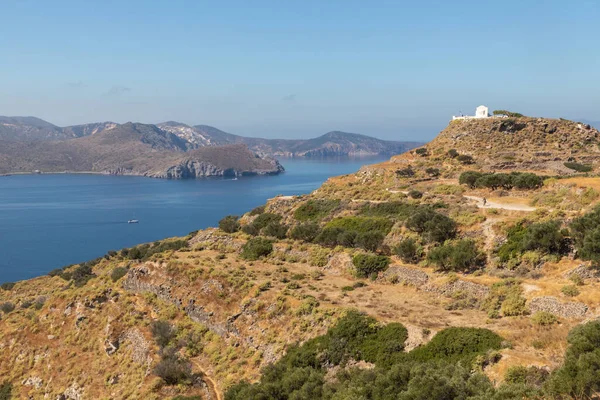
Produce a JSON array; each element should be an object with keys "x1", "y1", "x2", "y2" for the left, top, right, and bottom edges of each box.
[{"x1": 2, "y1": 0, "x2": 598, "y2": 141}]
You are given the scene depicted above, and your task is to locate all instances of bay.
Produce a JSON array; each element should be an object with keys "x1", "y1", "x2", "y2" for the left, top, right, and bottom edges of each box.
[{"x1": 0, "y1": 156, "x2": 387, "y2": 282}]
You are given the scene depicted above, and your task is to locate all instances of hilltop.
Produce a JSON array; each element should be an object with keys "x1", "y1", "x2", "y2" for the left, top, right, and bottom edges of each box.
[
  {"x1": 5, "y1": 116, "x2": 600, "y2": 399},
  {"x1": 0, "y1": 122, "x2": 283, "y2": 178}
]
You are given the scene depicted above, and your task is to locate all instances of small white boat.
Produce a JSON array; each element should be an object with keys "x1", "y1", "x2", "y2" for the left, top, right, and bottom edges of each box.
[{"x1": 127, "y1": 219, "x2": 139, "y2": 224}]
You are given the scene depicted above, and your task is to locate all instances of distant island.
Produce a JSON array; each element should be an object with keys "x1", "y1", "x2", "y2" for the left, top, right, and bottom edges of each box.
[{"x1": 0, "y1": 116, "x2": 422, "y2": 178}]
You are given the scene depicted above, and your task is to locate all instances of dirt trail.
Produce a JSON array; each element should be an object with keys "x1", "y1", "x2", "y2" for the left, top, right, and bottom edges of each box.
[
  {"x1": 192, "y1": 361, "x2": 221, "y2": 400},
  {"x1": 463, "y1": 195, "x2": 536, "y2": 212}
]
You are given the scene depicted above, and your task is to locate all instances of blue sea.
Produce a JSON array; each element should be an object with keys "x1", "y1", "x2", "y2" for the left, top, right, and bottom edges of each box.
[{"x1": 0, "y1": 157, "x2": 386, "y2": 282}]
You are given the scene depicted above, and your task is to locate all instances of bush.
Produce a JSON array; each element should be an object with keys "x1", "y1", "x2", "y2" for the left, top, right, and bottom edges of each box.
[
  {"x1": 396, "y1": 166, "x2": 415, "y2": 177},
  {"x1": 262, "y1": 222, "x2": 288, "y2": 239},
  {"x1": 481, "y1": 279, "x2": 527, "y2": 318},
  {"x1": 326, "y1": 217, "x2": 394, "y2": 235},
  {"x1": 352, "y1": 254, "x2": 390, "y2": 278},
  {"x1": 355, "y1": 231, "x2": 385, "y2": 252},
  {"x1": 394, "y1": 238, "x2": 421, "y2": 263},
  {"x1": 571, "y1": 207, "x2": 600, "y2": 264},
  {"x1": 498, "y1": 220, "x2": 565, "y2": 266},
  {"x1": 111, "y1": 267, "x2": 128, "y2": 282},
  {"x1": 337, "y1": 230, "x2": 358, "y2": 247},
  {"x1": 427, "y1": 239, "x2": 484, "y2": 272},
  {"x1": 457, "y1": 154, "x2": 475, "y2": 165},
  {"x1": 71, "y1": 264, "x2": 95, "y2": 287},
  {"x1": 447, "y1": 149, "x2": 459, "y2": 158},
  {"x1": 561, "y1": 285, "x2": 580, "y2": 297},
  {"x1": 0, "y1": 302, "x2": 15, "y2": 314},
  {"x1": 406, "y1": 209, "x2": 457, "y2": 243},
  {"x1": 151, "y1": 320, "x2": 176, "y2": 348},
  {"x1": 425, "y1": 167, "x2": 440, "y2": 177},
  {"x1": 153, "y1": 347, "x2": 192, "y2": 385},
  {"x1": 294, "y1": 199, "x2": 340, "y2": 221},
  {"x1": 512, "y1": 173, "x2": 544, "y2": 189},
  {"x1": 0, "y1": 282, "x2": 15, "y2": 291},
  {"x1": 241, "y1": 224, "x2": 259, "y2": 236},
  {"x1": 315, "y1": 227, "x2": 344, "y2": 247},
  {"x1": 289, "y1": 223, "x2": 320, "y2": 242},
  {"x1": 241, "y1": 237, "x2": 273, "y2": 260},
  {"x1": 309, "y1": 247, "x2": 330, "y2": 267},
  {"x1": 408, "y1": 189, "x2": 423, "y2": 199},
  {"x1": 564, "y1": 162, "x2": 593, "y2": 172},
  {"x1": 249, "y1": 205, "x2": 265, "y2": 216},
  {"x1": 545, "y1": 321, "x2": 600, "y2": 397},
  {"x1": 0, "y1": 381, "x2": 12, "y2": 400},
  {"x1": 408, "y1": 327, "x2": 503, "y2": 364},
  {"x1": 493, "y1": 110, "x2": 524, "y2": 117},
  {"x1": 459, "y1": 171, "x2": 483, "y2": 188},
  {"x1": 125, "y1": 240, "x2": 188, "y2": 261},
  {"x1": 218, "y1": 215, "x2": 240, "y2": 233},
  {"x1": 415, "y1": 148, "x2": 428, "y2": 156},
  {"x1": 531, "y1": 311, "x2": 557, "y2": 326},
  {"x1": 252, "y1": 213, "x2": 282, "y2": 230}
]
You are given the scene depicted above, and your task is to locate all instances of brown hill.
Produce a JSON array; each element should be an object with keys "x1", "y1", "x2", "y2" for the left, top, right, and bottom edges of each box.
[
  {"x1": 4, "y1": 117, "x2": 600, "y2": 399},
  {"x1": 423, "y1": 117, "x2": 600, "y2": 175},
  {"x1": 0, "y1": 123, "x2": 283, "y2": 178}
]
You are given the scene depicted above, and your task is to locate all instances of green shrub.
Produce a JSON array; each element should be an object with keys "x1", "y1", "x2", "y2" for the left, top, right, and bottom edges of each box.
[
  {"x1": 151, "y1": 320, "x2": 176, "y2": 348},
  {"x1": 355, "y1": 231, "x2": 385, "y2": 252},
  {"x1": 427, "y1": 239, "x2": 484, "y2": 272},
  {"x1": 561, "y1": 285, "x2": 580, "y2": 297},
  {"x1": 493, "y1": 110, "x2": 524, "y2": 117},
  {"x1": 337, "y1": 230, "x2": 358, "y2": 247},
  {"x1": 498, "y1": 220, "x2": 565, "y2": 266},
  {"x1": 0, "y1": 381, "x2": 12, "y2": 400},
  {"x1": 0, "y1": 282, "x2": 15, "y2": 291},
  {"x1": 249, "y1": 205, "x2": 266, "y2": 216},
  {"x1": 218, "y1": 215, "x2": 240, "y2": 233},
  {"x1": 408, "y1": 189, "x2": 423, "y2": 199},
  {"x1": 294, "y1": 199, "x2": 340, "y2": 221},
  {"x1": 315, "y1": 227, "x2": 345, "y2": 247},
  {"x1": 415, "y1": 148, "x2": 428, "y2": 156},
  {"x1": 360, "y1": 201, "x2": 422, "y2": 221},
  {"x1": 289, "y1": 223, "x2": 320, "y2": 242},
  {"x1": 326, "y1": 216, "x2": 394, "y2": 235},
  {"x1": 110, "y1": 267, "x2": 128, "y2": 282},
  {"x1": 457, "y1": 154, "x2": 475, "y2": 165},
  {"x1": 125, "y1": 240, "x2": 188, "y2": 261},
  {"x1": 241, "y1": 237, "x2": 273, "y2": 260},
  {"x1": 352, "y1": 254, "x2": 390, "y2": 278},
  {"x1": 425, "y1": 167, "x2": 440, "y2": 177},
  {"x1": 0, "y1": 302, "x2": 15, "y2": 314},
  {"x1": 571, "y1": 207, "x2": 600, "y2": 264},
  {"x1": 394, "y1": 238, "x2": 421, "y2": 263},
  {"x1": 531, "y1": 311, "x2": 557, "y2": 326},
  {"x1": 544, "y1": 321, "x2": 600, "y2": 397},
  {"x1": 459, "y1": 171, "x2": 483, "y2": 188},
  {"x1": 564, "y1": 162, "x2": 593, "y2": 172},
  {"x1": 262, "y1": 222, "x2": 288, "y2": 239},
  {"x1": 482, "y1": 279, "x2": 526, "y2": 318},
  {"x1": 406, "y1": 209, "x2": 457, "y2": 243},
  {"x1": 241, "y1": 224, "x2": 259, "y2": 236},
  {"x1": 153, "y1": 347, "x2": 192, "y2": 385},
  {"x1": 447, "y1": 149, "x2": 459, "y2": 158},
  {"x1": 396, "y1": 166, "x2": 415, "y2": 177},
  {"x1": 252, "y1": 213, "x2": 282, "y2": 230},
  {"x1": 71, "y1": 264, "x2": 96, "y2": 287},
  {"x1": 309, "y1": 247, "x2": 330, "y2": 267},
  {"x1": 408, "y1": 327, "x2": 503, "y2": 364}
]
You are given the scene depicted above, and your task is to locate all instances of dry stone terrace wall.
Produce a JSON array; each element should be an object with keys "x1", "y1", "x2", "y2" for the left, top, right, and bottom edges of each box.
[{"x1": 528, "y1": 296, "x2": 588, "y2": 319}]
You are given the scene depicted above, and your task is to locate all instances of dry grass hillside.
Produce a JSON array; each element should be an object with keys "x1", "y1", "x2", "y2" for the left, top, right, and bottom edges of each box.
[{"x1": 3, "y1": 117, "x2": 600, "y2": 399}]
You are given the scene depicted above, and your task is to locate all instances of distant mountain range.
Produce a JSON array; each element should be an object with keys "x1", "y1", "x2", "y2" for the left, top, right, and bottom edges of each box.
[{"x1": 0, "y1": 116, "x2": 421, "y2": 178}]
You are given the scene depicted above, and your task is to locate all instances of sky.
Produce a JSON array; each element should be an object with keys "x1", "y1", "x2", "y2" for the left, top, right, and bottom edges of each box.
[{"x1": 0, "y1": 0, "x2": 598, "y2": 141}]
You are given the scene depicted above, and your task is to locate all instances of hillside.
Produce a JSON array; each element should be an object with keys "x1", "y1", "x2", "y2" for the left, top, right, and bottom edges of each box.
[
  {"x1": 166, "y1": 123, "x2": 422, "y2": 157},
  {"x1": 0, "y1": 116, "x2": 422, "y2": 157},
  {"x1": 5, "y1": 116, "x2": 600, "y2": 399},
  {"x1": 0, "y1": 123, "x2": 283, "y2": 178}
]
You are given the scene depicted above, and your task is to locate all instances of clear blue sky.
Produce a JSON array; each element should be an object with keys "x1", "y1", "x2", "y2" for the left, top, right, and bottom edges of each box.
[{"x1": 1, "y1": 0, "x2": 598, "y2": 140}]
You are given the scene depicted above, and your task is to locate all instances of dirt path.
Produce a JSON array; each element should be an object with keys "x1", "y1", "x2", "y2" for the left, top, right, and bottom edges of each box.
[
  {"x1": 192, "y1": 360, "x2": 221, "y2": 400},
  {"x1": 463, "y1": 195, "x2": 536, "y2": 212}
]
